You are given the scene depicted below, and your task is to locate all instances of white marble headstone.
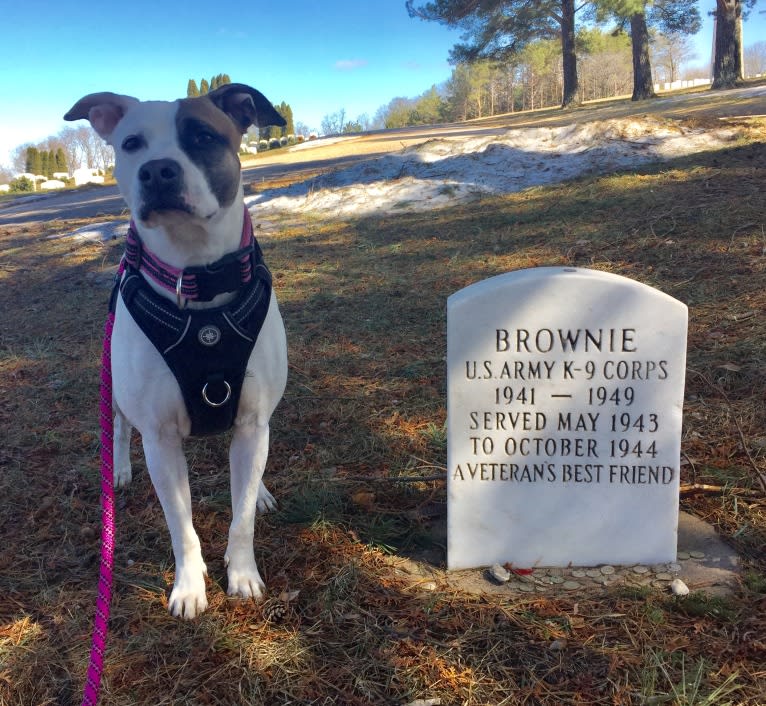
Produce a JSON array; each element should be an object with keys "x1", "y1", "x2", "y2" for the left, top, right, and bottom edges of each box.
[{"x1": 447, "y1": 267, "x2": 688, "y2": 570}]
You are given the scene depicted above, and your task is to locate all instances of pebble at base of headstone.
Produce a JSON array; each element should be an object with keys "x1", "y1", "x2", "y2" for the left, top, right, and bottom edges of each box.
[{"x1": 447, "y1": 267, "x2": 688, "y2": 570}]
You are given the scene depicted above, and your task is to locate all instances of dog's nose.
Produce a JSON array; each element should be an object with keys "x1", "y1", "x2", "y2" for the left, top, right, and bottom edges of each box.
[{"x1": 138, "y1": 159, "x2": 181, "y2": 188}]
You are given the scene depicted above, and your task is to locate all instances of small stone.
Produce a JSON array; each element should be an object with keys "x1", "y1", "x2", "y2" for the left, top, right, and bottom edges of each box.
[
  {"x1": 562, "y1": 580, "x2": 581, "y2": 590},
  {"x1": 517, "y1": 583, "x2": 535, "y2": 592},
  {"x1": 632, "y1": 565, "x2": 650, "y2": 574},
  {"x1": 689, "y1": 551, "x2": 705, "y2": 559},
  {"x1": 671, "y1": 578, "x2": 690, "y2": 596},
  {"x1": 677, "y1": 551, "x2": 691, "y2": 560},
  {"x1": 655, "y1": 573, "x2": 673, "y2": 581},
  {"x1": 421, "y1": 582, "x2": 437, "y2": 592},
  {"x1": 668, "y1": 563, "x2": 682, "y2": 573},
  {"x1": 489, "y1": 564, "x2": 511, "y2": 583},
  {"x1": 571, "y1": 569, "x2": 587, "y2": 578},
  {"x1": 585, "y1": 569, "x2": 602, "y2": 578},
  {"x1": 548, "y1": 576, "x2": 565, "y2": 584},
  {"x1": 600, "y1": 565, "x2": 615, "y2": 575},
  {"x1": 549, "y1": 638, "x2": 568, "y2": 651},
  {"x1": 80, "y1": 525, "x2": 96, "y2": 542}
]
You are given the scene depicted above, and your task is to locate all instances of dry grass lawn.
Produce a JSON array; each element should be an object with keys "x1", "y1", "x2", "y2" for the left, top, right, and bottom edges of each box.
[{"x1": 0, "y1": 115, "x2": 765, "y2": 705}]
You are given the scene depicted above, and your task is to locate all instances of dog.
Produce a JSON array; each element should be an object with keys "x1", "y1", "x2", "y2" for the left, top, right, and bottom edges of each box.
[{"x1": 64, "y1": 84, "x2": 289, "y2": 619}]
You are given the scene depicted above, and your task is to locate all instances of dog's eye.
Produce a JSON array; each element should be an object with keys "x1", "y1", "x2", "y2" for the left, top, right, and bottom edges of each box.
[
  {"x1": 194, "y1": 131, "x2": 216, "y2": 146},
  {"x1": 122, "y1": 135, "x2": 145, "y2": 152}
]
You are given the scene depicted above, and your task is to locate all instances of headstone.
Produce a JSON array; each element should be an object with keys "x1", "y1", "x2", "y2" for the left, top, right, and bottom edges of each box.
[{"x1": 447, "y1": 267, "x2": 688, "y2": 570}]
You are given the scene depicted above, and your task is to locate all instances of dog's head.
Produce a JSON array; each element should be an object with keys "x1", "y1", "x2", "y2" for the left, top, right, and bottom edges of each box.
[{"x1": 64, "y1": 84, "x2": 285, "y2": 228}]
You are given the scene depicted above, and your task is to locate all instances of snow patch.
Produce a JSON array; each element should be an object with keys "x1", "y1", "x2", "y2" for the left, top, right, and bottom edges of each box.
[{"x1": 246, "y1": 117, "x2": 737, "y2": 219}]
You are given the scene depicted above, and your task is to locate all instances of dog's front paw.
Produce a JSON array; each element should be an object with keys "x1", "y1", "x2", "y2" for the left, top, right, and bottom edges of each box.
[
  {"x1": 168, "y1": 564, "x2": 208, "y2": 619},
  {"x1": 226, "y1": 557, "x2": 266, "y2": 601},
  {"x1": 113, "y1": 463, "x2": 132, "y2": 488},
  {"x1": 256, "y1": 480, "x2": 277, "y2": 514}
]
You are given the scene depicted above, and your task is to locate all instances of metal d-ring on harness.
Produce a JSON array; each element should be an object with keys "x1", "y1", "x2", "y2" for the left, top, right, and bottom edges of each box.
[{"x1": 202, "y1": 379, "x2": 232, "y2": 407}]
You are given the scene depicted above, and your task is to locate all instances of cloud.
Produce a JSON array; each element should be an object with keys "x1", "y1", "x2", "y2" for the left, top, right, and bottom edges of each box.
[{"x1": 334, "y1": 58, "x2": 368, "y2": 71}]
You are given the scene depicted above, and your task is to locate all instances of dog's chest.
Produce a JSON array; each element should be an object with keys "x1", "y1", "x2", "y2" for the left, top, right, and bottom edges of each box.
[{"x1": 115, "y1": 259, "x2": 272, "y2": 437}]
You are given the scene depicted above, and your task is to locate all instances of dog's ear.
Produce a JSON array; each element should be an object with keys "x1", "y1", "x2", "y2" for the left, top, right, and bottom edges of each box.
[
  {"x1": 64, "y1": 93, "x2": 139, "y2": 141},
  {"x1": 206, "y1": 83, "x2": 287, "y2": 133}
]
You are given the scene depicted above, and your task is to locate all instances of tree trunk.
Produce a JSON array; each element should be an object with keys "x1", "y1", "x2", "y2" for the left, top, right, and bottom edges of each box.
[
  {"x1": 712, "y1": 0, "x2": 743, "y2": 89},
  {"x1": 630, "y1": 13, "x2": 656, "y2": 101},
  {"x1": 559, "y1": 0, "x2": 579, "y2": 107}
]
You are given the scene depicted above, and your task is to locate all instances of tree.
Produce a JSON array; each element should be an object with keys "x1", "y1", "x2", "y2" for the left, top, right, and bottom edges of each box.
[
  {"x1": 25, "y1": 146, "x2": 41, "y2": 175},
  {"x1": 407, "y1": 0, "x2": 587, "y2": 107},
  {"x1": 596, "y1": 0, "x2": 700, "y2": 101},
  {"x1": 744, "y1": 39, "x2": 766, "y2": 77},
  {"x1": 55, "y1": 147, "x2": 68, "y2": 174},
  {"x1": 652, "y1": 31, "x2": 696, "y2": 83},
  {"x1": 200, "y1": 78, "x2": 210, "y2": 95},
  {"x1": 187, "y1": 79, "x2": 200, "y2": 97},
  {"x1": 320, "y1": 109, "x2": 347, "y2": 134},
  {"x1": 711, "y1": 0, "x2": 755, "y2": 88}
]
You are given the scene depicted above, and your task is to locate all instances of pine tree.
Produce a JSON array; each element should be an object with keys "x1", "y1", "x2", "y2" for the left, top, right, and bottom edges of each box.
[
  {"x1": 40, "y1": 151, "x2": 50, "y2": 179},
  {"x1": 200, "y1": 78, "x2": 210, "y2": 95},
  {"x1": 55, "y1": 147, "x2": 68, "y2": 174},
  {"x1": 187, "y1": 79, "x2": 200, "y2": 97},
  {"x1": 407, "y1": 0, "x2": 584, "y2": 108},
  {"x1": 26, "y1": 147, "x2": 42, "y2": 175},
  {"x1": 25, "y1": 147, "x2": 37, "y2": 174}
]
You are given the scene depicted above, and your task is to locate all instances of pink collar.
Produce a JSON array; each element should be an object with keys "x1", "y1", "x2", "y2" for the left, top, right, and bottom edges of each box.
[{"x1": 123, "y1": 206, "x2": 255, "y2": 306}]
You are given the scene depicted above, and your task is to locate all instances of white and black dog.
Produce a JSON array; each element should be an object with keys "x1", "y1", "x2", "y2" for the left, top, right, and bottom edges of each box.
[{"x1": 65, "y1": 84, "x2": 289, "y2": 618}]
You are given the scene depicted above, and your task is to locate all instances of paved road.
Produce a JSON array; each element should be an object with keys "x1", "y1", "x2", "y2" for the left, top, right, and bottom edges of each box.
[
  {"x1": 0, "y1": 154, "x2": 381, "y2": 226},
  {"x1": 2, "y1": 83, "x2": 763, "y2": 227}
]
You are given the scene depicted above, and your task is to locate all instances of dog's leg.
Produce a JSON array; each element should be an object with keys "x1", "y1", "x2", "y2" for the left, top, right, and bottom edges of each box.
[
  {"x1": 142, "y1": 435, "x2": 208, "y2": 618},
  {"x1": 113, "y1": 407, "x2": 133, "y2": 487},
  {"x1": 226, "y1": 421, "x2": 271, "y2": 600}
]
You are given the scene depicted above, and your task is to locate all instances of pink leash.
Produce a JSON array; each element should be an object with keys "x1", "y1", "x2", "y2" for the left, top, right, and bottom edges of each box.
[{"x1": 81, "y1": 306, "x2": 118, "y2": 705}]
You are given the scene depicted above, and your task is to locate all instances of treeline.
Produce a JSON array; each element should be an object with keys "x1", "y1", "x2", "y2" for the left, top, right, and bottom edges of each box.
[
  {"x1": 9, "y1": 126, "x2": 113, "y2": 177},
  {"x1": 186, "y1": 73, "x2": 232, "y2": 97},
  {"x1": 376, "y1": 29, "x2": 638, "y2": 129},
  {"x1": 24, "y1": 146, "x2": 69, "y2": 178}
]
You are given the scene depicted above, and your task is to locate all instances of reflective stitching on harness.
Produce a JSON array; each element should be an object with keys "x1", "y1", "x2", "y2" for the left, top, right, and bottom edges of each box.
[
  {"x1": 163, "y1": 317, "x2": 192, "y2": 355},
  {"x1": 136, "y1": 291, "x2": 186, "y2": 324},
  {"x1": 222, "y1": 312, "x2": 255, "y2": 344},
  {"x1": 134, "y1": 292, "x2": 186, "y2": 333},
  {"x1": 232, "y1": 276, "x2": 265, "y2": 320}
]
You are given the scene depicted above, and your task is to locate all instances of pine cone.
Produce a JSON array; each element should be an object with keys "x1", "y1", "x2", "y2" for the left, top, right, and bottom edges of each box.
[{"x1": 262, "y1": 598, "x2": 288, "y2": 623}]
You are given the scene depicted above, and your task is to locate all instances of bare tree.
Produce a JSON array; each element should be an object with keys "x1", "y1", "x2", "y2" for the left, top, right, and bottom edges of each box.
[
  {"x1": 652, "y1": 32, "x2": 697, "y2": 83},
  {"x1": 320, "y1": 109, "x2": 347, "y2": 135},
  {"x1": 57, "y1": 127, "x2": 86, "y2": 172},
  {"x1": 743, "y1": 40, "x2": 766, "y2": 77}
]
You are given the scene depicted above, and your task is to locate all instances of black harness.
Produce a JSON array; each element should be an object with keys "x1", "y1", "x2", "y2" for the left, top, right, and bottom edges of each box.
[{"x1": 111, "y1": 233, "x2": 272, "y2": 437}]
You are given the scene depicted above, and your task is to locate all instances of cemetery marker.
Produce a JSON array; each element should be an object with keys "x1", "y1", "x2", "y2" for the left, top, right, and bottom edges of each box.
[{"x1": 447, "y1": 267, "x2": 688, "y2": 570}]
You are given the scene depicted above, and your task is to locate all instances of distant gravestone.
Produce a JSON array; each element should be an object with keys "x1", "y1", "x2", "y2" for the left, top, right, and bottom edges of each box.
[{"x1": 447, "y1": 267, "x2": 688, "y2": 570}]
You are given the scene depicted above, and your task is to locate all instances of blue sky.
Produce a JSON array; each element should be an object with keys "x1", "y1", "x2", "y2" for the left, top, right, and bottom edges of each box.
[{"x1": 0, "y1": 1, "x2": 764, "y2": 169}]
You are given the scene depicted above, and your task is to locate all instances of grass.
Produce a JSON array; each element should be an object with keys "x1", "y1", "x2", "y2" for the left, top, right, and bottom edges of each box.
[{"x1": 1, "y1": 115, "x2": 765, "y2": 704}]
